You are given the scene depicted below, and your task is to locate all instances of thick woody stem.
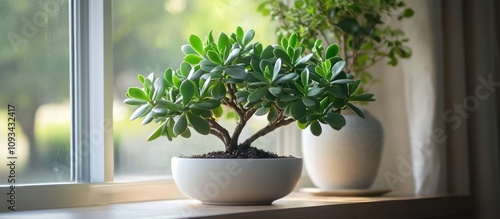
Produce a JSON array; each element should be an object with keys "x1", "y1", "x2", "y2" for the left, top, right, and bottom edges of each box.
[{"x1": 207, "y1": 119, "x2": 231, "y2": 148}]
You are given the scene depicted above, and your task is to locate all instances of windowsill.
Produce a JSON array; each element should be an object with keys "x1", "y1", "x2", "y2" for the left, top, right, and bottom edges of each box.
[{"x1": 0, "y1": 193, "x2": 472, "y2": 218}]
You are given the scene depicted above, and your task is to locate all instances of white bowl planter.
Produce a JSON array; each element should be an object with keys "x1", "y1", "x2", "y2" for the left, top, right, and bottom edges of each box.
[
  {"x1": 172, "y1": 157, "x2": 302, "y2": 205},
  {"x1": 302, "y1": 109, "x2": 383, "y2": 189}
]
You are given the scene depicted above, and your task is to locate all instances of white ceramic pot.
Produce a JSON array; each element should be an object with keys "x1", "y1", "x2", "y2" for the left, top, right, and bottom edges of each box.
[
  {"x1": 172, "y1": 157, "x2": 302, "y2": 205},
  {"x1": 302, "y1": 110, "x2": 383, "y2": 189}
]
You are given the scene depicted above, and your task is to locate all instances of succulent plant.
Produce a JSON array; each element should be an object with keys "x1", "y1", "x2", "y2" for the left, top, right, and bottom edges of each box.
[{"x1": 124, "y1": 27, "x2": 374, "y2": 153}]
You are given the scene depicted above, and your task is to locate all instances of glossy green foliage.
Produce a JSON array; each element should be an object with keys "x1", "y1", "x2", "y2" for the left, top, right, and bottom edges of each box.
[
  {"x1": 258, "y1": 0, "x2": 414, "y2": 94},
  {"x1": 124, "y1": 27, "x2": 375, "y2": 143}
]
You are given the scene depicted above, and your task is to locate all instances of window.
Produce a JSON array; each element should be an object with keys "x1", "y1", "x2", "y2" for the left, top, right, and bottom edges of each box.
[
  {"x1": 111, "y1": 0, "x2": 279, "y2": 181},
  {"x1": 0, "y1": 0, "x2": 71, "y2": 185},
  {"x1": 0, "y1": 0, "x2": 290, "y2": 211}
]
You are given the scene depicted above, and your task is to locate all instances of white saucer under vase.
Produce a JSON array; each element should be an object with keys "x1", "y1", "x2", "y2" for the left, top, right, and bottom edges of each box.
[
  {"x1": 302, "y1": 109, "x2": 384, "y2": 189},
  {"x1": 172, "y1": 157, "x2": 302, "y2": 205}
]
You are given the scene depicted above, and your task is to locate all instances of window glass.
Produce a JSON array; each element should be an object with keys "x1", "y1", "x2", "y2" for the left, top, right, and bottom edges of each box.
[
  {"x1": 112, "y1": 0, "x2": 277, "y2": 180},
  {"x1": 0, "y1": 0, "x2": 71, "y2": 184}
]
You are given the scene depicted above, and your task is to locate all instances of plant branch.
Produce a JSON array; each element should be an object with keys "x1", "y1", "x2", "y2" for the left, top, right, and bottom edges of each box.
[
  {"x1": 227, "y1": 84, "x2": 244, "y2": 119},
  {"x1": 207, "y1": 118, "x2": 231, "y2": 147},
  {"x1": 210, "y1": 129, "x2": 228, "y2": 146},
  {"x1": 240, "y1": 117, "x2": 295, "y2": 148}
]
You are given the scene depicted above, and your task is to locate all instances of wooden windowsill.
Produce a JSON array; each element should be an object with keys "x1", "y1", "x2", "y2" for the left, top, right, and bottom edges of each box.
[{"x1": 0, "y1": 193, "x2": 472, "y2": 219}]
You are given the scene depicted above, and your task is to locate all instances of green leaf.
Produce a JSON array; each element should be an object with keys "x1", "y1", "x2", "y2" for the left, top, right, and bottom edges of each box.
[
  {"x1": 207, "y1": 50, "x2": 222, "y2": 64},
  {"x1": 269, "y1": 87, "x2": 282, "y2": 96},
  {"x1": 151, "y1": 106, "x2": 167, "y2": 116},
  {"x1": 217, "y1": 32, "x2": 230, "y2": 52},
  {"x1": 328, "y1": 85, "x2": 348, "y2": 99},
  {"x1": 156, "y1": 99, "x2": 184, "y2": 112},
  {"x1": 186, "y1": 111, "x2": 210, "y2": 135},
  {"x1": 242, "y1": 29, "x2": 255, "y2": 46},
  {"x1": 302, "y1": 97, "x2": 316, "y2": 107},
  {"x1": 349, "y1": 93, "x2": 375, "y2": 101},
  {"x1": 331, "y1": 79, "x2": 354, "y2": 85},
  {"x1": 274, "y1": 49, "x2": 292, "y2": 66},
  {"x1": 225, "y1": 66, "x2": 247, "y2": 80},
  {"x1": 306, "y1": 114, "x2": 322, "y2": 121},
  {"x1": 404, "y1": 8, "x2": 415, "y2": 17},
  {"x1": 261, "y1": 45, "x2": 274, "y2": 59},
  {"x1": 248, "y1": 87, "x2": 268, "y2": 103},
  {"x1": 263, "y1": 66, "x2": 273, "y2": 81},
  {"x1": 127, "y1": 87, "x2": 149, "y2": 101},
  {"x1": 180, "y1": 128, "x2": 191, "y2": 138},
  {"x1": 173, "y1": 113, "x2": 188, "y2": 136},
  {"x1": 212, "y1": 105, "x2": 223, "y2": 118},
  {"x1": 267, "y1": 105, "x2": 278, "y2": 123},
  {"x1": 235, "y1": 90, "x2": 250, "y2": 98},
  {"x1": 352, "y1": 5, "x2": 362, "y2": 14},
  {"x1": 130, "y1": 104, "x2": 153, "y2": 121},
  {"x1": 323, "y1": 113, "x2": 346, "y2": 130},
  {"x1": 296, "y1": 121, "x2": 308, "y2": 130},
  {"x1": 310, "y1": 121, "x2": 322, "y2": 136},
  {"x1": 326, "y1": 44, "x2": 340, "y2": 59},
  {"x1": 191, "y1": 108, "x2": 212, "y2": 118},
  {"x1": 179, "y1": 80, "x2": 196, "y2": 105},
  {"x1": 164, "y1": 68, "x2": 174, "y2": 86},
  {"x1": 144, "y1": 78, "x2": 154, "y2": 99},
  {"x1": 288, "y1": 33, "x2": 298, "y2": 48},
  {"x1": 141, "y1": 112, "x2": 155, "y2": 125},
  {"x1": 301, "y1": 68, "x2": 310, "y2": 87},
  {"x1": 338, "y1": 18, "x2": 359, "y2": 34},
  {"x1": 331, "y1": 60, "x2": 346, "y2": 77},
  {"x1": 350, "y1": 80, "x2": 361, "y2": 94},
  {"x1": 189, "y1": 34, "x2": 204, "y2": 55},
  {"x1": 181, "y1": 44, "x2": 197, "y2": 55},
  {"x1": 224, "y1": 48, "x2": 240, "y2": 65},
  {"x1": 236, "y1": 26, "x2": 244, "y2": 42},
  {"x1": 124, "y1": 99, "x2": 147, "y2": 105},
  {"x1": 180, "y1": 62, "x2": 192, "y2": 78},
  {"x1": 296, "y1": 53, "x2": 313, "y2": 65},
  {"x1": 184, "y1": 54, "x2": 203, "y2": 65},
  {"x1": 347, "y1": 103, "x2": 365, "y2": 119},
  {"x1": 147, "y1": 122, "x2": 165, "y2": 141},
  {"x1": 281, "y1": 37, "x2": 288, "y2": 49},
  {"x1": 211, "y1": 82, "x2": 226, "y2": 100},
  {"x1": 273, "y1": 58, "x2": 282, "y2": 81},
  {"x1": 274, "y1": 73, "x2": 297, "y2": 84},
  {"x1": 138, "y1": 75, "x2": 145, "y2": 84},
  {"x1": 152, "y1": 78, "x2": 166, "y2": 101},
  {"x1": 307, "y1": 87, "x2": 323, "y2": 97},
  {"x1": 281, "y1": 95, "x2": 301, "y2": 102},
  {"x1": 191, "y1": 99, "x2": 221, "y2": 110},
  {"x1": 290, "y1": 100, "x2": 306, "y2": 120},
  {"x1": 255, "y1": 107, "x2": 270, "y2": 116}
]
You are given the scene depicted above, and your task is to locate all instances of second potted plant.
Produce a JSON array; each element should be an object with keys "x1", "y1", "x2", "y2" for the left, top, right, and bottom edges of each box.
[
  {"x1": 259, "y1": 0, "x2": 413, "y2": 191},
  {"x1": 124, "y1": 27, "x2": 373, "y2": 204}
]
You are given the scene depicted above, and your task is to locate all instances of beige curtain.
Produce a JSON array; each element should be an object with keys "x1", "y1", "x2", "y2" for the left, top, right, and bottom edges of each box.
[
  {"x1": 401, "y1": 0, "x2": 446, "y2": 195},
  {"x1": 403, "y1": 0, "x2": 500, "y2": 217}
]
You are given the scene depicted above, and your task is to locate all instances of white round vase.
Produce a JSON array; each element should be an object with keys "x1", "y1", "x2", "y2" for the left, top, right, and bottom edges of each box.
[
  {"x1": 172, "y1": 157, "x2": 302, "y2": 205},
  {"x1": 302, "y1": 110, "x2": 383, "y2": 189}
]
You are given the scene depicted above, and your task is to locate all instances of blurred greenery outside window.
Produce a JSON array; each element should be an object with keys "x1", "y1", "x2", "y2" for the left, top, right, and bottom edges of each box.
[
  {"x1": 0, "y1": 0, "x2": 71, "y2": 185},
  {"x1": 0, "y1": 0, "x2": 278, "y2": 185}
]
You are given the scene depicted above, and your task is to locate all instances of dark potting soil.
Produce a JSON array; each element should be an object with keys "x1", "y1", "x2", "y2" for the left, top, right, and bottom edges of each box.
[{"x1": 185, "y1": 147, "x2": 294, "y2": 159}]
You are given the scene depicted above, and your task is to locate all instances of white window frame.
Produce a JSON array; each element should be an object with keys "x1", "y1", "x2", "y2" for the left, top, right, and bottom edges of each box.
[{"x1": 0, "y1": 0, "x2": 298, "y2": 212}]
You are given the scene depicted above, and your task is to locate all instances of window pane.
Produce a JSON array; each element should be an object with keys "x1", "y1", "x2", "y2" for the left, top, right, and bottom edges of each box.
[
  {"x1": 113, "y1": 0, "x2": 277, "y2": 181},
  {"x1": 0, "y1": 0, "x2": 71, "y2": 184}
]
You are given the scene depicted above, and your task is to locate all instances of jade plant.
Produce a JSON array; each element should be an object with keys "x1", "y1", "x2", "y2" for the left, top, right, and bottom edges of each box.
[
  {"x1": 124, "y1": 27, "x2": 374, "y2": 153},
  {"x1": 258, "y1": 0, "x2": 414, "y2": 93}
]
